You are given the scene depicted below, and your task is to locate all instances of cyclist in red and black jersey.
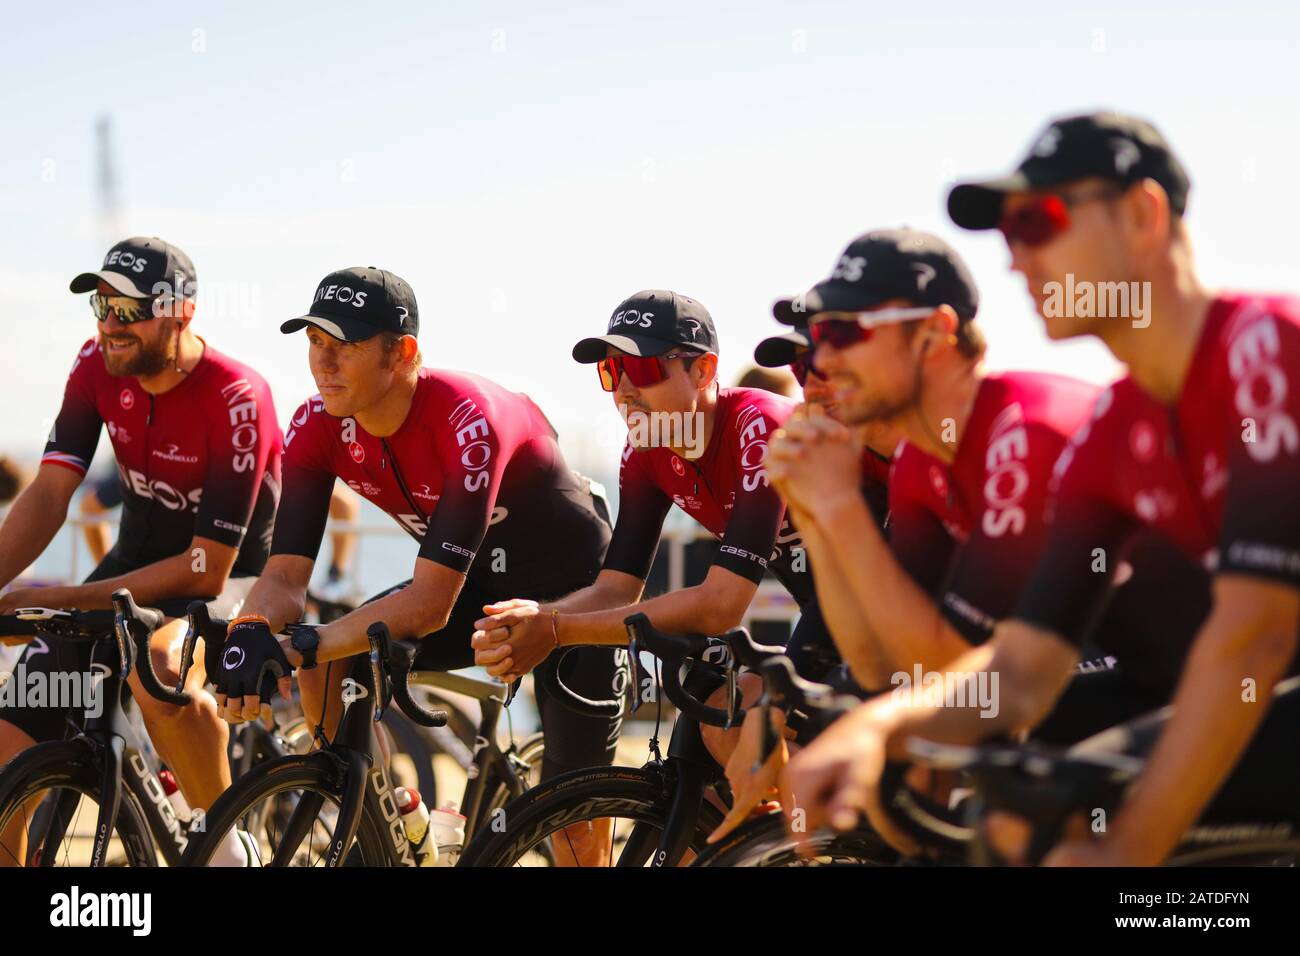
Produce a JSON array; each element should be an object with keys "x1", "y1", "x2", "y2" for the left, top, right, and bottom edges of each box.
[
  {"x1": 209, "y1": 267, "x2": 623, "y2": 864},
  {"x1": 788, "y1": 113, "x2": 1300, "y2": 865},
  {"x1": 762, "y1": 230, "x2": 1177, "y2": 706},
  {"x1": 471, "y1": 291, "x2": 811, "y2": 771},
  {"x1": 0, "y1": 237, "x2": 282, "y2": 865}
]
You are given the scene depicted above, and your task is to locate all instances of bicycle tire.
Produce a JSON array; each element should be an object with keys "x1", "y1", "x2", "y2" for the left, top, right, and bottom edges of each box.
[
  {"x1": 0, "y1": 740, "x2": 157, "y2": 867},
  {"x1": 690, "y1": 810, "x2": 897, "y2": 867},
  {"x1": 459, "y1": 764, "x2": 724, "y2": 867},
  {"x1": 179, "y1": 754, "x2": 394, "y2": 867}
]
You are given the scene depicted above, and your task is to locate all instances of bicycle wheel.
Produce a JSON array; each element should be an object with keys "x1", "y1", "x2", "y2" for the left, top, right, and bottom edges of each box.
[
  {"x1": 690, "y1": 810, "x2": 897, "y2": 867},
  {"x1": 180, "y1": 754, "x2": 394, "y2": 867},
  {"x1": 459, "y1": 764, "x2": 724, "y2": 867},
  {"x1": 0, "y1": 741, "x2": 157, "y2": 867}
]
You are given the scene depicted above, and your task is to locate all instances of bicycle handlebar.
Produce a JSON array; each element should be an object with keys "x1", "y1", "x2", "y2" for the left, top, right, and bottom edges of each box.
[
  {"x1": 537, "y1": 646, "x2": 629, "y2": 720},
  {"x1": 111, "y1": 589, "x2": 190, "y2": 706},
  {"x1": 365, "y1": 622, "x2": 448, "y2": 729},
  {"x1": 624, "y1": 613, "x2": 743, "y2": 728}
]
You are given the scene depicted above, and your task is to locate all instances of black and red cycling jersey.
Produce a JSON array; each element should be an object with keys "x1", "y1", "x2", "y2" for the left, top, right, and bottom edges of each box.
[
  {"x1": 603, "y1": 386, "x2": 811, "y2": 602},
  {"x1": 1017, "y1": 292, "x2": 1300, "y2": 647},
  {"x1": 272, "y1": 367, "x2": 608, "y2": 598},
  {"x1": 887, "y1": 370, "x2": 1100, "y2": 642},
  {"x1": 41, "y1": 338, "x2": 282, "y2": 576}
]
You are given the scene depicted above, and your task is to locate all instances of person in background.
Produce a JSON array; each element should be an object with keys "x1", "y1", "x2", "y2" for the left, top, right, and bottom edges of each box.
[
  {"x1": 735, "y1": 365, "x2": 797, "y2": 397},
  {"x1": 81, "y1": 470, "x2": 360, "y2": 595}
]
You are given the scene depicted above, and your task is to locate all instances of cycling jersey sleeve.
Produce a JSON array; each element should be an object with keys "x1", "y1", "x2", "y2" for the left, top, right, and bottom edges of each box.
[
  {"x1": 270, "y1": 400, "x2": 334, "y2": 561},
  {"x1": 40, "y1": 341, "x2": 103, "y2": 478},
  {"x1": 415, "y1": 394, "x2": 510, "y2": 574},
  {"x1": 602, "y1": 446, "x2": 673, "y2": 581},
  {"x1": 938, "y1": 422, "x2": 1068, "y2": 643},
  {"x1": 193, "y1": 380, "x2": 281, "y2": 548},
  {"x1": 1011, "y1": 415, "x2": 1142, "y2": 647},
  {"x1": 1216, "y1": 308, "x2": 1300, "y2": 586},
  {"x1": 712, "y1": 434, "x2": 790, "y2": 587}
]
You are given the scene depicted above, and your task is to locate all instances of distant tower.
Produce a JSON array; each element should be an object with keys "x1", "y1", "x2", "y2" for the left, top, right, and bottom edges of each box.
[{"x1": 94, "y1": 115, "x2": 123, "y2": 248}]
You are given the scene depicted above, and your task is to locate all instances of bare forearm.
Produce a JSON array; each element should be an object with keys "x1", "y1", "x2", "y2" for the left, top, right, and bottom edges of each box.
[
  {"x1": 49, "y1": 551, "x2": 221, "y2": 610},
  {"x1": 316, "y1": 584, "x2": 457, "y2": 664},
  {"x1": 544, "y1": 577, "x2": 644, "y2": 615},
  {"x1": 798, "y1": 515, "x2": 894, "y2": 688},
  {"x1": 558, "y1": 581, "x2": 749, "y2": 647},
  {"x1": 813, "y1": 495, "x2": 969, "y2": 676},
  {"x1": 0, "y1": 484, "x2": 69, "y2": 588},
  {"x1": 242, "y1": 573, "x2": 310, "y2": 633},
  {"x1": 1108, "y1": 619, "x2": 1297, "y2": 862}
]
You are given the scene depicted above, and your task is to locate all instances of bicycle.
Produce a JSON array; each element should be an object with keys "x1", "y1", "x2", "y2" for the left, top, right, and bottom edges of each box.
[
  {"x1": 894, "y1": 676, "x2": 1300, "y2": 866},
  {"x1": 0, "y1": 589, "x2": 223, "y2": 866},
  {"x1": 180, "y1": 612, "x2": 551, "y2": 867},
  {"x1": 458, "y1": 613, "x2": 783, "y2": 867}
]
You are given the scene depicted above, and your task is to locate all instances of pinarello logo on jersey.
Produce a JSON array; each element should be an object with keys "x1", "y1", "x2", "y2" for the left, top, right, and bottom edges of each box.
[
  {"x1": 120, "y1": 389, "x2": 135, "y2": 410},
  {"x1": 1128, "y1": 420, "x2": 1159, "y2": 463},
  {"x1": 413, "y1": 483, "x2": 440, "y2": 502},
  {"x1": 671, "y1": 456, "x2": 685, "y2": 477},
  {"x1": 349, "y1": 442, "x2": 365, "y2": 464},
  {"x1": 152, "y1": 443, "x2": 199, "y2": 464}
]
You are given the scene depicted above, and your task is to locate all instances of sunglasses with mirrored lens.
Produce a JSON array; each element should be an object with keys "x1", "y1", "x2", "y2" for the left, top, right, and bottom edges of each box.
[
  {"x1": 89, "y1": 293, "x2": 158, "y2": 325},
  {"x1": 596, "y1": 352, "x2": 697, "y2": 392},
  {"x1": 807, "y1": 306, "x2": 935, "y2": 351},
  {"x1": 997, "y1": 195, "x2": 1070, "y2": 248},
  {"x1": 997, "y1": 186, "x2": 1125, "y2": 248}
]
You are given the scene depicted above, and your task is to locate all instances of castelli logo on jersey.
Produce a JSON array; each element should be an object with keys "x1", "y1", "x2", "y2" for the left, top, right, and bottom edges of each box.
[
  {"x1": 671, "y1": 456, "x2": 685, "y2": 477},
  {"x1": 981, "y1": 403, "x2": 1030, "y2": 538},
  {"x1": 349, "y1": 442, "x2": 365, "y2": 463},
  {"x1": 735, "y1": 404, "x2": 771, "y2": 492},
  {"x1": 1226, "y1": 307, "x2": 1299, "y2": 464},
  {"x1": 1129, "y1": 420, "x2": 1159, "y2": 463},
  {"x1": 120, "y1": 388, "x2": 134, "y2": 410}
]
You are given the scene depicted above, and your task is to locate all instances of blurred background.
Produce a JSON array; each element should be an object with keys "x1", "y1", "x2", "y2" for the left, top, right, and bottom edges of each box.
[{"x1": 2, "y1": 0, "x2": 1298, "y2": 592}]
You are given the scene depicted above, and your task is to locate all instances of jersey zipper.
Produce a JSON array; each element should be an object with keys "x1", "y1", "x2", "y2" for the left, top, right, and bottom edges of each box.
[{"x1": 381, "y1": 438, "x2": 430, "y2": 532}]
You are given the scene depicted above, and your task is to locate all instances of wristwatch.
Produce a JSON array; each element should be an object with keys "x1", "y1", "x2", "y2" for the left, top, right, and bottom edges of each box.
[{"x1": 289, "y1": 625, "x2": 321, "y2": 670}]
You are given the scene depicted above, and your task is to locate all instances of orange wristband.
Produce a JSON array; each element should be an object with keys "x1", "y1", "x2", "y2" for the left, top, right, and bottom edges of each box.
[{"x1": 228, "y1": 613, "x2": 271, "y2": 635}]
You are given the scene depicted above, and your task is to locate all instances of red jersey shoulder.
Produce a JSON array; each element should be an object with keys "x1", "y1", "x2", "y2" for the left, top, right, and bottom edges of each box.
[
  {"x1": 68, "y1": 338, "x2": 106, "y2": 381},
  {"x1": 283, "y1": 394, "x2": 332, "y2": 462}
]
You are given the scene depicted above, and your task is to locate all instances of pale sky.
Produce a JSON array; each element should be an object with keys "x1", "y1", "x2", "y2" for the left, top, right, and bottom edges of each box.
[{"x1": 3, "y1": 0, "x2": 1297, "y2": 483}]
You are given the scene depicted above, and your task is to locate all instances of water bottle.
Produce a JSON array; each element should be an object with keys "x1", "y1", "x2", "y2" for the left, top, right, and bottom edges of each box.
[
  {"x1": 158, "y1": 769, "x2": 193, "y2": 824},
  {"x1": 429, "y1": 803, "x2": 467, "y2": 867},
  {"x1": 394, "y1": 786, "x2": 437, "y2": 866}
]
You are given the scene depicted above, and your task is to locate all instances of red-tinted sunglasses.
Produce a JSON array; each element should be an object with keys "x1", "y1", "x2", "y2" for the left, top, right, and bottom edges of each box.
[
  {"x1": 997, "y1": 185, "x2": 1124, "y2": 248},
  {"x1": 597, "y1": 351, "x2": 698, "y2": 391},
  {"x1": 808, "y1": 307, "x2": 935, "y2": 350}
]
